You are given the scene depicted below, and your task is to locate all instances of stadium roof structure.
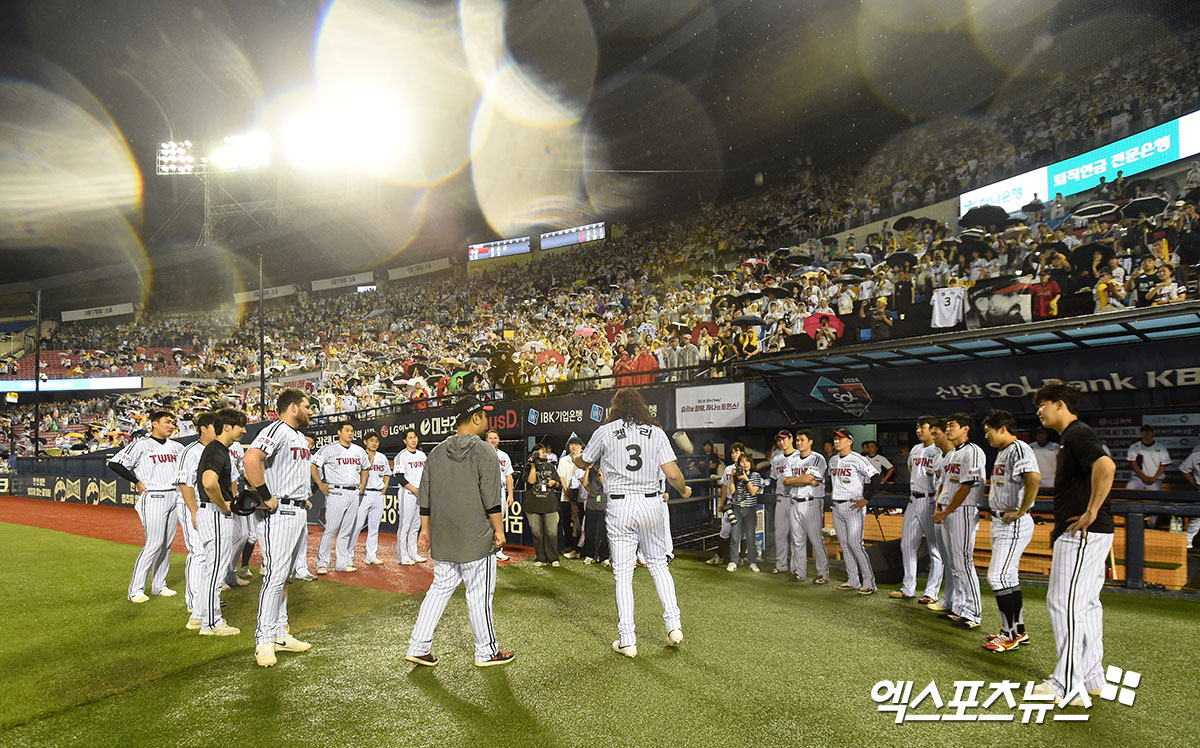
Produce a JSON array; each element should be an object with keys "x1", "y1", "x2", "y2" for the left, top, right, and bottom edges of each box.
[{"x1": 735, "y1": 301, "x2": 1200, "y2": 377}]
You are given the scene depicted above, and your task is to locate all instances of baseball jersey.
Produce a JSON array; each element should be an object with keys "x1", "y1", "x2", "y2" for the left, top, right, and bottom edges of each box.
[
  {"x1": 827, "y1": 451, "x2": 878, "y2": 502},
  {"x1": 228, "y1": 441, "x2": 245, "y2": 480},
  {"x1": 942, "y1": 441, "x2": 987, "y2": 507},
  {"x1": 112, "y1": 436, "x2": 184, "y2": 490},
  {"x1": 931, "y1": 286, "x2": 965, "y2": 328},
  {"x1": 932, "y1": 447, "x2": 954, "y2": 503},
  {"x1": 775, "y1": 450, "x2": 826, "y2": 500},
  {"x1": 866, "y1": 453, "x2": 893, "y2": 475},
  {"x1": 1127, "y1": 440, "x2": 1171, "y2": 479},
  {"x1": 581, "y1": 419, "x2": 676, "y2": 495},
  {"x1": 313, "y1": 442, "x2": 369, "y2": 487},
  {"x1": 1030, "y1": 441, "x2": 1059, "y2": 487},
  {"x1": 1180, "y1": 448, "x2": 1200, "y2": 482},
  {"x1": 394, "y1": 448, "x2": 427, "y2": 497},
  {"x1": 497, "y1": 448, "x2": 514, "y2": 503},
  {"x1": 908, "y1": 443, "x2": 939, "y2": 496},
  {"x1": 175, "y1": 440, "x2": 205, "y2": 493},
  {"x1": 249, "y1": 420, "x2": 312, "y2": 498},
  {"x1": 362, "y1": 450, "x2": 391, "y2": 490},
  {"x1": 988, "y1": 439, "x2": 1039, "y2": 513}
]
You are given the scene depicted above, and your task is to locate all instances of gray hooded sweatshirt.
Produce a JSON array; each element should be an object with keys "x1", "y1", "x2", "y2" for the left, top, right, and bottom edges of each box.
[{"x1": 417, "y1": 433, "x2": 502, "y2": 563}]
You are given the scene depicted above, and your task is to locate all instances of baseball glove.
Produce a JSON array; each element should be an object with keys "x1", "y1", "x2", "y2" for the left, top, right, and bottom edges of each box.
[{"x1": 232, "y1": 490, "x2": 272, "y2": 516}]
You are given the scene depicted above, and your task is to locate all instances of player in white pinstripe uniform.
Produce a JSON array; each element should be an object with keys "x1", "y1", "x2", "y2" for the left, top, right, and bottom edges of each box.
[
  {"x1": 108, "y1": 411, "x2": 184, "y2": 603},
  {"x1": 891, "y1": 416, "x2": 944, "y2": 603},
  {"x1": 486, "y1": 429, "x2": 514, "y2": 561},
  {"x1": 931, "y1": 413, "x2": 986, "y2": 629},
  {"x1": 780, "y1": 429, "x2": 830, "y2": 584},
  {"x1": 193, "y1": 408, "x2": 248, "y2": 636},
  {"x1": 1031, "y1": 383, "x2": 1116, "y2": 706},
  {"x1": 393, "y1": 428, "x2": 428, "y2": 565},
  {"x1": 827, "y1": 428, "x2": 881, "y2": 594},
  {"x1": 224, "y1": 440, "x2": 251, "y2": 588},
  {"x1": 176, "y1": 411, "x2": 215, "y2": 628},
  {"x1": 576, "y1": 389, "x2": 692, "y2": 658},
  {"x1": 925, "y1": 421, "x2": 956, "y2": 613},
  {"x1": 351, "y1": 431, "x2": 391, "y2": 565},
  {"x1": 768, "y1": 435, "x2": 793, "y2": 574},
  {"x1": 981, "y1": 409, "x2": 1040, "y2": 652},
  {"x1": 243, "y1": 389, "x2": 315, "y2": 667},
  {"x1": 311, "y1": 422, "x2": 368, "y2": 573}
]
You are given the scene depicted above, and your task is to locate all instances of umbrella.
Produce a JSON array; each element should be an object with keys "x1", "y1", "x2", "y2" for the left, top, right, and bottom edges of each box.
[
  {"x1": 574, "y1": 326, "x2": 597, "y2": 337},
  {"x1": 742, "y1": 258, "x2": 767, "y2": 268},
  {"x1": 691, "y1": 321, "x2": 719, "y2": 339},
  {"x1": 668, "y1": 321, "x2": 691, "y2": 334},
  {"x1": 1071, "y1": 242, "x2": 1114, "y2": 266},
  {"x1": 840, "y1": 266, "x2": 870, "y2": 278},
  {"x1": 605, "y1": 301, "x2": 622, "y2": 309},
  {"x1": 732, "y1": 314, "x2": 765, "y2": 327},
  {"x1": 760, "y1": 286, "x2": 791, "y2": 299},
  {"x1": 535, "y1": 349, "x2": 565, "y2": 366},
  {"x1": 438, "y1": 356, "x2": 463, "y2": 367},
  {"x1": 1001, "y1": 225, "x2": 1030, "y2": 240},
  {"x1": 1071, "y1": 201, "x2": 1119, "y2": 220},
  {"x1": 1120, "y1": 196, "x2": 1168, "y2": 218},
  {"x1": 886, "y1": 251, "x2": 918, "y2": 268},
  {"x1": 852, "y1": 252, "x2": 874, "y2": 264},
  {"x1": 1020, "y1": 199, "x2": 1044, "y2": 213},
  {"x1": 787, "y1": 250, "x2": 814, "y2": 265},
  {"x1": 892, "y1": 216, "x2": 918, "y2": 231},
  {"x1": 958, "y1": 236, "x2": 991, "y2": 255},
  {"x1": 819, "y1": 236, "x2": 839, "y2": 246},
  {"x1": 711, "y1": 273, "x2": 728, "y2": 281},
  {"x1": 1122, "y1": 178, "x2": 1154, "y2": 199},
  {"x1": 636, "y1": 322, "x2": 657, "y2": 336},
  {"x1": 802, "y1": 312, "x2": 844, "y2": 339},
  {"x1": 465, "y1": 357, "x2": 489, "y2": 367},
  {"x1": 522, "y1": 341, "x2": 548, "y2": 352},
  {"x1": 959, "y1": 204, "x2": 1009, "y2": 228}
]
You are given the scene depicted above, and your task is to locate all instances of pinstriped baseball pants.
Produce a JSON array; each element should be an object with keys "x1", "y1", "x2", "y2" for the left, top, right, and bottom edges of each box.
[
  {"x1": 832, "y1": 501, "x2": 874, "y2": 590},
  {"x1": 407, "y1": 555, "x2": 499, "y2": 662},
  {"x1": 787, "y1": 498, "x2": 829, "y2": 579},
  {"x1": 900, "y1": 496, "x2": 942, "y2": 599},
  {"x1": 196, "y1": 506, "x2": 233, "y2": 630},
  {"x1": 943, "y1": 506, "x2": 982, "y2": 623},
  {"x1": 129, "y1": 491, "x2": 177, "y2": 599},
  {"x1": 1048, "y1": 531, "x2": 1113, "y2": 696},
  {"x1": 608, "y1": 496, "x2": 680, "y2": 646},
  {"x1": 987, "y1": 514, "x2": 1033, "y2": 591},
  {"x1": 177, "y1": 502, "x2": 204, "y2": 615}
]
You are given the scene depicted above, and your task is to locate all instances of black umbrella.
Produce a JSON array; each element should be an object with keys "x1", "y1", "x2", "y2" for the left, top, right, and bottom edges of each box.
[
  {"x1": 959, "y1": 205, "x2": 1009, "y2": 228},
  {"x1": 840, "y1": 266, "x2": 870, "y2": 278},
  {"x1": 736, "y1": 290, "x2": 763, "y2": 303},
  {"x1": 819, "y1": 236, "x2": 839, "y2": 246},
  {"x1": 1036, "y1": 241, "x2": 1068, "y2": 258},
  {"x1": 958, "y1": 236, "x2": 991, "y2": 255},
  {"x1": 788, "y1": 250, "x2": 814, "y2": 264},
  {"x1": 1071, "y1": 242, "x2": 1114, "y2": 266},
  {"x1": 892, "y1": 216, "x2": 918, "y2": 231},
  {"x1": 1122, "y1": 178, "x2": 1154, "y2": 199},
  {"x1": 760, "y1": 286, "x2": 791, "y2": 299},
  {"x1": 886, "y1": 251, "x2": 919, "y2": 268},
  {"x1": 1020, "y1": 198, "x2": 1044, "y2": 213},
  {"x1": 1071, "y1": 201, "x2": 1119, "y2": 220},
  {"x1": 732, "y1": 314, "x2": 766, "y2": 327},
  {"x1": 1120, "y1": 196, "x2": 1168, "y2": 218}
]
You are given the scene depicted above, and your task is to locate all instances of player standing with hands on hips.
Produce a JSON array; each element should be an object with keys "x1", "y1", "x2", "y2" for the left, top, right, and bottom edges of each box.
[
  {"x1": 574, "y1": 389, "x2": 692, "y2": 658},
  {"x1": 931, "y1": 414, "x2": 987, "y2": 629},
  {"x1": 827, "y1": 428, "x2": 880, "y2": 595},
  {"x1": 311, "y1": 421, "x2": 368, "y2": 574},
  {"x1": 1032, "y1": 383, "x2": 1116, "y2": 706},
  {"x1": 404, "y1": 396, "x2": 513, "y2": 667},
  {"x1": 243, "y1": 389, "x2": 316, "y2": 668},
  {"x1": 194, "y1": 408, "x2": 248, "y2": 636}
]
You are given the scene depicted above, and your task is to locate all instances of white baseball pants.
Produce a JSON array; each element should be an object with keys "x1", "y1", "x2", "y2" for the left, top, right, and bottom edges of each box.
[
  {"x1": 129, "y1": 491, "x2": 178, "y2": 599},
  {"x1": 397, "y1": 491, "x2": 421, "y2": 563},
  {"x1": 787, "y1": 498, "x2": 829, "y2": 580},
  {"x1": 987, "y1": 514, "x2": 1033, "y2": 591},
  {"x1": 196, "y1": 505, "x2": 233, "y2": 630},
  {"x1": 255, "y1": 504, "x2": 308, "y2": 645},
  {"x1": 317, "y1": 488, "x2": 357, "y2": 570},
  {"x1": 608, "y1": 495, "x2": 680, "y2": 646},
  {"x1": 832, "y1": 501, "x2": 874, "y2": 590},
  {"x1": 899, "y1": 496, "x2": 943, "y2": 599},
  {"x1": 1048, "y1": 531, "x2": 1114, "y2": 697},
  {"x1": 943, "y1": 506, "x2": 982, "y2": 623},
  {"x1": 352, "y1": 490, "x2": 384, "y2": 563},
  {"x1": 933, "y1": 505, "x2": 957, "y2": 611},
  {"x1": 407, "y1": 555, "x2": 499, "y2": 662},
  {"x1": 292, "y1": 520, "x2": 311, "y2": 577},
  {"x1": 177, "y1": 501, "x2": 204, "y2": 615},
  {"x1": 773, "y1": 498, "x2": 791, "y2": 572}
]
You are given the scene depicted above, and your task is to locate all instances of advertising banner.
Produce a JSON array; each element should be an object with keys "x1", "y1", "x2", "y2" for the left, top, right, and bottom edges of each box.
[
  {"x1": 958, "y1": 167, "x2": 1048, "y2": 215},
  {"x1": 676, "y1": 382, "x2": 746, "y2": 429},
  {"x1": 233, "y1": 284, "x2": 298, "y2": 304},
  {"x1": 311, "y1": 272, "x2": 374, "y2": 292},
  {"x1": 521, "y1": 387, "x2": 674, "y2": 435},
  {"x1": 1047, "y1": 119, "x2": 1179, "y2": 197},
  {"x1": 387, "y1": 258, "x2": 450, "y2": 280},
  {"x1": 61, "y1": 303, "x2": 135, "y2": 322}
]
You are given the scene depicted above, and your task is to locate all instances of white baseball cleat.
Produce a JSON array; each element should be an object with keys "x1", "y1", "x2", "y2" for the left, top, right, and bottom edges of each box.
[
  {"x1": 1032, "y1": 680, "x2": 1085, "y2": 707},
  {"x1": 496, "y1": 551, "x2": 510, "y2": 561},
  {"x1": 185, "y1": 618, "x2": 202, "y2": 630},
  {"x1": 200, "y1": 623, "x2": 241, "y2": 637},
  {"x1": 612, "y1": 640, "x2": 637, "y2": 658},
  {"x1": 341, "y1": 565, "x2": 357, "y2": 573},
  {"x1": 234, "y1": 576, "x2": 250, "y2": 587},
  {"x1": 667, "y1": 628, "x2": 683, "y2": 646},
  {"x1": 563, "y1": 550, "x2": 580, "y2": 559},
  {"x1": 221, "y1": 583, "x2": 231, "y2": 592},
  {"x1": 130, "y1": 594, "x2": 150, "y2": 604},
  {"x1": 255, "y1": 643, "x2": 277, "y2": 667},
  {"x1": 926, "y1": 599, "x2": 948, "y2": 611},
  {"x1": 367, "y1": 559, "x2": 385, "y2": 565},
  {"x1": 412, "y1": 556, "x2": 427, "y2": 563},
  {"x1": 316, "y1": 567, "x2": 329, "y2": 575},
  {"x1": 726, "y1": 562, "x2": 737, "y2": 572},
  {"x1": 749, "y1": 563, "x2": 761, "y2": 573},
  {"x1": 155, "y1": 588, "x2": 178, "y2": 597},
  {"x1": 274, "y1": 634, "x2": 312, "y2": 653}
]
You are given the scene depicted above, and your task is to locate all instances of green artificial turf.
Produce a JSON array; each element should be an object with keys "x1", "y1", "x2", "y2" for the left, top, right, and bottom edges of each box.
[{"x1": 1, "y1": 521, "x2": 1195, "y2": 748}]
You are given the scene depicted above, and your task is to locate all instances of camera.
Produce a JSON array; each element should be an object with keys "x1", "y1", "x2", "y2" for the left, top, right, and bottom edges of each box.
[{"x1": 724, "y1": 507, "x2": 739, "y2": 526}]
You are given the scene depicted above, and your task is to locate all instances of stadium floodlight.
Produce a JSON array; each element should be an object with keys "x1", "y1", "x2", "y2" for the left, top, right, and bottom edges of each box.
[
  {"x1": 207, "y1": 131, "x2": 271, "y2": 172},
  {"x1": 155, "y1": 139, "x2": 200, "y2": 175}
]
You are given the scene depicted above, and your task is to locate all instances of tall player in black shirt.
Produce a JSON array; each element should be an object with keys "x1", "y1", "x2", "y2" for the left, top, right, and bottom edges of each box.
[{"x1": 1032, "y1": 383, "x2": 1116, "y2": 706}]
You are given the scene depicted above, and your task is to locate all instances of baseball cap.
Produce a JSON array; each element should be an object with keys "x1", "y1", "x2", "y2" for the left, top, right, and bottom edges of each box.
[
  {"x1": 775, "y1": 430, "x2": 793, "y2": 440},
  {"x1": 454, "y1": 395, "x2": 493, "y2": 420},
  {"x1": 832, "y1": 427, "x2": 854, "y2": 441}
]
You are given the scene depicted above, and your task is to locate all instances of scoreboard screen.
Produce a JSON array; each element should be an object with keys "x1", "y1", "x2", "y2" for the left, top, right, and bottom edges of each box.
[
  {"x1": 539, "y1": 221, "x2": 606, "y2": 250},
  {"x1": 467, "y1": 236, "x2": 531, "y2": 262}
]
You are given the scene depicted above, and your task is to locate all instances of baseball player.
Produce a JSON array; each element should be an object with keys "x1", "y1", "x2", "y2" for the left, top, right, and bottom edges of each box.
[
  {"x1": 781, "y1": 429, "x2": 829, "y2": 583},
  {"x1": 1126, "y1": 425, "x2": 1170, "y2": 491},
  {"x1": 290, "y1": 434, "x2": 318, "y2": 582},
  {"x1": 1181, "y1": 444, "x2": 1200, "y2": 549},
  {"x1": 394, "y1": 428, "x2": 427, "y2": 565},
  {"x1": 827, "y1": 428, "x2": 880, "y2": 594},
  {"x1": 404, "y1": 396, "x2": 513, "y2": 668},
  {"x1": 981, "y1": 409, "x2": 1040, "y2": 652},
  {"x1": 768, "y1": 434, "x2": 793, "y2": 574},
  {"x1": 224, "y1": 439, "x2": 250, "y2": 588},
  {"x1": 243, "y1": 388, "x2": 315, "y2": 668},
  {"x1": 926, "y1": 421, "x2": 956, "y2": 613},
  {"x1": 193, "y1": 408, "x2": 248, "y2": 636},
  {"x1": 351, "y1": 431, "x2": 391, "y2": 565},
  {"x1": 485, "y1": 429, "x2": 514, "y2": 561},
  {"x1": 176, "y1": 411, "x2": 215, "y2": 629},
  {"x1": 575, "y1": 388, "x2": 691, "y2": 658},
  {"x1": 1031, "y1": 383, "x2": 1116, "y2": 706},
  {"x1": 705, "y1": 442, "x2": 743, "y2": 567},
  {"x1": 107, "y1": 410, "x2": 184, "y2": 602},
  {"x1": 311, "y1": 421, "x2": 368, "y2": 574},
  {"x1": 891, "y1": 416, "x2": 944, "y2": 603},
  {"x1": 931, "y1": 413, "x2": 986, "y2": 629}
]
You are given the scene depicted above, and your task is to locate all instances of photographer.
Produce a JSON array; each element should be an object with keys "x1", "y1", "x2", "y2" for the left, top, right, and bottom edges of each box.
[
  {"x1": 525, "y1": 443, "x2": 562, "y2": 567},
  {"x1": 726, "y1": 453, "x2": 763, "y2": 573}
]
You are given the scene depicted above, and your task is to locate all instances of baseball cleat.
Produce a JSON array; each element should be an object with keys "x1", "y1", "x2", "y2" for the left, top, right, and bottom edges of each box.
[
  {"x1": 563, "y1": 550, "x2": 580, "y2": 559},
  {"x1": 551, "y1": 561, "x2": 561, "y2": 567},
  {"x1": 294, "y1": 573, "x2": 317, "y2": 582},
  {"x1": 749, "y1": 563, "x2": 761, "y2": 573},
  {"x1": 341, "y1": 565, "x2": 357, "y2": 572},
  {"x1": 130, "y1": 594, "x2": 150, "y2": 604},
  {"x1": 705, "y1": 555, "x2": 721, "y2": 566},
  {"x1": 316, "y1": 567, "x2": 329, "y2": 575},
  {"x1": 791, "y1": 572, "x2": 803, "y2": 583},
  {"x1": 405, "y1": 652, "x2": 439, "y2": 667},
  {"x1": 937, "y1": 612, "x2": 963, "y2": 622},
  {"x1": 836, "y1": 582, "x2": 856, "y2": 591},
  {"x1": 274, "y1": 634, "x2": 312, "y2": 653},
  {"x1": 601, "y1": 559, "x2": 611, "y2": 567},
  {"x1": 953, "y1": 619, "x2": 981, "y2": 629},
  {"x1": 769, "y1": 567, "x2": 783, "y2": 574},
  {"x1": 612, "y1": 640, "x2": 637, "y2": 658},
  {"x1": 367, "y1": 559, "x2": 385, "y2": 565},
  {"x1": 917, "y1": 596, "x2": 937, "y2": 605},
  {"x1": 667, "y1": 628, "x2": 683, "y2": 646},
  {"x1": 983, "y1": 636, "x2": 1022, "y2": 652},
  {"x1": 857, "y1": 586, "x2": 876, "y2": 595},
  {"x1": 888, "y1": 591, "x2": 912, "y2": 599},
  {"x1": 234, "y1": 576, "x2": 250, "y2": 587},
  {"x1": 926, "y1": 600, "x2": 948, "y2": 611},
  {"x1": 412, "y1": 556, "x2": 427, "y2": 563},
  {"x1": 496, "y1": 552, "x2": 510, "y2": 561},
  {"x1": 200, "y1": 623, "x2": 241, "y2": 637},
  {"x1": 986, "y1": 631, "x2": 1030, "y2": 645},
  {"x1": 185, "y1": 618, "x2": 202, "y2": 630},
  {"x1": 532, "y1": 561, "x2": 546, "y2": 567},
  {"x1": 583, "y1": 557, "x2": 595, "y2": 565},
  {"x1": 238, "y1": 568, "x2": 253, "y2": 579},
  {"x1": 1032, "y1": 680, "x2": 1084, "y2": 707},
  {"x1": 255, "y1": 643, "x2": 277, "y2": 667},
  {"x1": 475, "y1": 650, "x2": 515, "y2": 667},
  {"x1": 813, "y1": 577, "x2": 827, "y2": 585},
  {"x1": 726, "y1": 562, "x2": 737, "y2": 572},
  {"x1": 156, "y1": 588, "x2": 178, "y2": 597},
  {"x1": 221, "y1": 583, "x2": 231, "y2": 592}
]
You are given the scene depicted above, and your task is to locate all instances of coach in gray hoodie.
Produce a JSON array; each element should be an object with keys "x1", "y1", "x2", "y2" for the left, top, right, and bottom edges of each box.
[{"x1": 404, "y1": 395, "x2": 514, "y2": 668}]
